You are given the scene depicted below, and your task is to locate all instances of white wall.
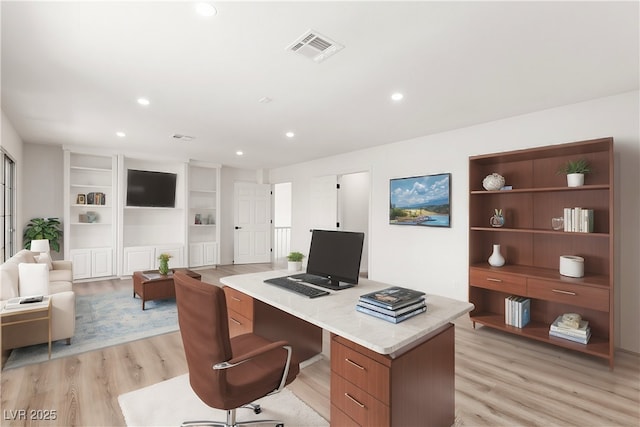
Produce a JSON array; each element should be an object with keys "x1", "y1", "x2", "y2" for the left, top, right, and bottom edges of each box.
[
  {"x1": 1, "y1": 111, "x2": 24, "y2": 254},
  {"x1": 269, "y1": 91, "x2": 640, "y2": 353}
]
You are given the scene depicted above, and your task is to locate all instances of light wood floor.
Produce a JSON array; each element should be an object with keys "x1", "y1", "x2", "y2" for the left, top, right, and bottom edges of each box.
[{"x1": 1, "y1": 264, "x2": 638, "y2": 426}]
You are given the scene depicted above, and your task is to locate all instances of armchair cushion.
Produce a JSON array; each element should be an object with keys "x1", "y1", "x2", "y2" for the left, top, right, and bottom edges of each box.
[
  {"x1": 0, "y1": 261, "x2": 19, "y2": 300},
  {"x1": 35, "y1": 252, "x2": 53, "y2": 270},
  {"x1": 18, "y1": 262, "x2": 50, "y2": 297}
]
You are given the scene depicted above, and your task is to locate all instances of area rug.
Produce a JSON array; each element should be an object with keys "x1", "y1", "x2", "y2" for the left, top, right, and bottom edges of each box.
[
  {"x1": 3, "y1": 289, "x2": 178, "y2": 370},
  {"x1": 118, "y1": 374, "x2": 328, "y2": 427}
]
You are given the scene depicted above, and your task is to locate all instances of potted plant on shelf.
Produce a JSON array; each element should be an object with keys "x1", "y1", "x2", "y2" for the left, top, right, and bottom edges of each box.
[
  {"x1": 557, "y1": 159, "x2": 591, "y2": 187},
  {"x1": 158, "y1": 253, "x2": 173, "y2": 275},
  {"x1": 23, "y1": 217, "x2": 62, "y2": 252},
  {"x1": 287, "y1": 251, "x2": 305, "y2": 272}
]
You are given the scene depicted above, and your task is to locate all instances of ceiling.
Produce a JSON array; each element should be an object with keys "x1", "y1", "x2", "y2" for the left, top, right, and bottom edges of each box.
[{"x1": 1, "y1": 1, "x2": 638, "y2": 169}]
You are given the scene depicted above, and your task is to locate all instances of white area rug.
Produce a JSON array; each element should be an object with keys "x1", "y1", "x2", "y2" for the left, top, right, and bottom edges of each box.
[{"x1": 118, "y1": 374, "x2": 328, "y2": 427}]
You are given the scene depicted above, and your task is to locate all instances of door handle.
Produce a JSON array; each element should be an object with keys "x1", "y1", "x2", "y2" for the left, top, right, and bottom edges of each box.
[{"x1": 235, "y1": 226, "x2": 242, "y2": 230}]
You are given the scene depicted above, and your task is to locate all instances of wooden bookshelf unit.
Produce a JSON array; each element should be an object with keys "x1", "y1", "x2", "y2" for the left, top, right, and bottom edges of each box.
[{"x1": 468, "y1": 137, "x2": 614, "y2": 368}]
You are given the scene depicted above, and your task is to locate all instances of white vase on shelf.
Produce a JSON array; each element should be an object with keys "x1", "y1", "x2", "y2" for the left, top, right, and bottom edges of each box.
[{"x1": 488, "y1": 244, "x2": 505, "y2": 267}]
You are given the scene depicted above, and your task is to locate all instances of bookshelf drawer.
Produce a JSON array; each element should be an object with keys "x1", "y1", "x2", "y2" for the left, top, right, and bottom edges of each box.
[
  {"x1": 331, "y1": 339, "x2": 390, "y2": 404},
  {"x1": 470, "y1": 269, "x2": 526, "y2": 294},
  {"x1": 223, "y1": 287, "x2": 253, "y2": 319},
  {"x1": 527, "y1": 279, "x2": 609, "y2": 312},
  {"x1": 331, "y1": 374, "x2": 389, "y2": 427},
  {"x1": 227, "y1": 309, "x2": 253, "y2": 337}
]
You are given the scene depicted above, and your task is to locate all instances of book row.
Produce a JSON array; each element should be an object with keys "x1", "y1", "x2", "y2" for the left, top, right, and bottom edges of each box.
[
  {"x1": 563, "y1": 207, "x2": 594, "y2": 233},
  {"x1": 504, "y1": 296, "x2": 530, "y2": 328}
]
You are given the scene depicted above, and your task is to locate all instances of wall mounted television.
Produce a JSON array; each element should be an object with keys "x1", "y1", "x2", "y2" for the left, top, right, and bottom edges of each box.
[{"x1": 126, "y1": 169, "x2": 177, "y2": 208}]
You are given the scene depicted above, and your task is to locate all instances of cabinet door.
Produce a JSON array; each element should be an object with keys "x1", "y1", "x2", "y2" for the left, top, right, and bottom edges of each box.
[
  {"x1": 123, "y1": 247, "x2": 155, "y2": 275},
  {"x1": 91, "y1": 249, "x2": 113, "y2": 278},
  {"x1": 203, "y1": 242, "x2": 217, "y2": 265},
  {"x1": 70, "y1": 250, "x2": 91, "y2": 280},
  {"x1": 189, "y1": 243, "x2": 204, "y2": 267}
]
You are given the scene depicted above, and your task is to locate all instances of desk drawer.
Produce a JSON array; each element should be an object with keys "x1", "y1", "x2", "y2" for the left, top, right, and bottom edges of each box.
[
  {"x1": 527, "y1": 279, "x2": 609, "y2": 312},
  {"x1": 223, "y1": 287, "x2": 253, "y2": 319},
  {"x1": 227, "y1": 309, "x2": 253, "y2": 337},
  {"x1": 470, "y1": 269, "x2": 526, "y2": 294},
  {"x1": 331, "y1": 339, "x2": 389, "y2": 404},
  {"x1": 331, "y1": 374, "x2": 389, "y2": 427}
]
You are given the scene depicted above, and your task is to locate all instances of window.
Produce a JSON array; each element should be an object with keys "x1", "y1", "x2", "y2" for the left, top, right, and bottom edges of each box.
[{"x1": 1, "y1": 150, "x2": 16, "y2": 262}]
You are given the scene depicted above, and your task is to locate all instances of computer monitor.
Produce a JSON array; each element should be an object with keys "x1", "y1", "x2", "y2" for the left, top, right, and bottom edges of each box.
[{"x1": 305, "y1": 229, "x2": 365, "y2": 288}]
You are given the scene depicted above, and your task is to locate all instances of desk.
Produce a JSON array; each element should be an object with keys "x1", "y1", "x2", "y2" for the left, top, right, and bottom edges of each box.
[{"x1": 221, "y1": 271, "x2": 473, "y2": 427}]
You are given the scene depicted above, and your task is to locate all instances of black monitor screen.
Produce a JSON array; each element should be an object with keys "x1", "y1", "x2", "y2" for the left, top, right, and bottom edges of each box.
[
  {"x1": 126, "y1": 169, "x2": 177, "y2": 208},
  {"x1": 305, "y1": 229, "x2": 365, "y2": 286}
]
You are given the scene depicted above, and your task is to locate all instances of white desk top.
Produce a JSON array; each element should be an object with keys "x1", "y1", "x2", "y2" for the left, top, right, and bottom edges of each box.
[{"x1": 221, "y1": 271, "x2": 474, "y2": 357}]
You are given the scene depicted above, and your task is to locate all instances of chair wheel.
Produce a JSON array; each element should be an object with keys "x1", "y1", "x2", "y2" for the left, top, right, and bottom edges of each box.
[
  {"x1": 276, "y1": 424, "x2": 284, "y2": 427},
  {"x1": 254, "y1": 407, "x2": 262, "y2": 414}
]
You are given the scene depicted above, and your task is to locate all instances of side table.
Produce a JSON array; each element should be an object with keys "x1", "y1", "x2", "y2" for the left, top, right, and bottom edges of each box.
[
  {"x1": 133, "y1": 268, "x2": 202, "y2": 310},
  {"x1": 1, "y1": 296, "x2": 52, "y2": 359}
]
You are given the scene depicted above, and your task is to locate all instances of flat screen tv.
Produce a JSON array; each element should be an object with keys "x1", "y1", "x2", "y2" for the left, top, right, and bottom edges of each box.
[
  {"x1": 126, "y1": 169, "x2": 177, "y2": 208},
  {"x1": 303, "y1": 229, "x2": 365, "y2": 289}
]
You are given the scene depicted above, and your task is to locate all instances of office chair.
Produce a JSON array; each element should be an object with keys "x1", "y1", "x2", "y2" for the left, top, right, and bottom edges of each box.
[{"x1": 173, "y1": 272, "x2": 299, "y2": 427}]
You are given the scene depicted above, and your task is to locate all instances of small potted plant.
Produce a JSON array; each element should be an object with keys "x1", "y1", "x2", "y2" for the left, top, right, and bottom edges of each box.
[
  {"x1": 558, "y1": 159, "x2": 591, "y2": 187},
  {"x1": 158, "y1": 253, "x2": 173, "y2": 275},
  {"x1": 287, "y1": 251, "x2": 305, "y2": 272}
]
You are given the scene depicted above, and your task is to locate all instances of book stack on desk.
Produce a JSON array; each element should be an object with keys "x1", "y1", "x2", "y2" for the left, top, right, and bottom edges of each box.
[{"x1": 356, "y1": 286, "x2": 426, "y2": 323}]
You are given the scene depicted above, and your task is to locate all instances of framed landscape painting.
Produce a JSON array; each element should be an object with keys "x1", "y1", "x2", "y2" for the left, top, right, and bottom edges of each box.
[{"x1": 389, "y1": 172, "x2": 451, "y2": 227}]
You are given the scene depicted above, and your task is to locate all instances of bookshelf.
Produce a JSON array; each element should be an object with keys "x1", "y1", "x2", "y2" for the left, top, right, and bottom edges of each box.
[{"x1": 468, "y1": 137, "x2": 614, "y2": 368}]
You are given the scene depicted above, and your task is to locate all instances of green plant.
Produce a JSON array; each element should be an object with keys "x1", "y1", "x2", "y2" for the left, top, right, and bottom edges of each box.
[
  {"x1": 158, "y1": 253, "x2": 173, "y2": 275},
  {"x1": 23, "y1": 217, "x2": 62, "y2": 252},
  {"x1": 557, "y1": 159, "x2": 591, "y2": 175},
  {"x1": 287, "y1": 251, "x2": 305, "y2": 262}
]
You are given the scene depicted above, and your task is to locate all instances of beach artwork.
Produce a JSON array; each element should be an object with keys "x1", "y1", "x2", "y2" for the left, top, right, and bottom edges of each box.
[{"x1": 389, "y1": 173, "x2": 451, "y2": 227}]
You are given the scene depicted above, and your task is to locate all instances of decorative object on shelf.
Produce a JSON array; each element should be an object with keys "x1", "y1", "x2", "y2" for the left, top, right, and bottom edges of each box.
[
  {"x1": 557, "y1": 158, "x2": 591, "y2": 187},
  {"x1": 77, "y1": 194, "x2": 86, "y2": 204},
  {"x1": 23, "y1": 217, "x2": 62, "y2": 252},
  {"x1": 287, "y1": 251, "x2": 305, "y2": 272},
  {"x1": 559, "y1": 255, "x2": 584, "y2": 278},
  {"x1": 389, "y1": 172, "x2": 451, "y2": 227},
  {"x1": 207, "y1": 214, "x2": 215, "y2": 225},
  {"x1": 551, "y1": 217, "x2": 564, "y2": 231},
  {"x1": 490, "y1": 209, "x2": 505, "y2": 227},
  {"x1": 79, "y1": 213, "x2": 89, "y2": 223},
  {"x1": 195, "y1": 213, "x2": 201, "y2": 225},
  {"x1": 488, "y1": 244, "x2": 505, "y2": 267},
  {"x1": 86, "y1": 211, "x2": 98, "y2": 223},
  {"x1": 482, "y1": 173, "x2": 505, "y2": 191},
  {"x1": 158, "y1": 253, "x2": 173, "y2": 276}
]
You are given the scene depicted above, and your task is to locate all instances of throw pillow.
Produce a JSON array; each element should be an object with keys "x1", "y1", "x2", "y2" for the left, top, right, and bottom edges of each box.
[
  {"x1": 18, "y1": 262, "x2": 50, "y2": 297},
  {"x1": 35, "y1": 252, "x2": 54, "y2": 271}
]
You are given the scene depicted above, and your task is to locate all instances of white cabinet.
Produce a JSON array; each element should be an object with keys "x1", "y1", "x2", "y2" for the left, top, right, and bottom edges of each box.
[
  {"x1": 70, "y1": 248, "x2": 113, "y2": 280},
  {"x1": 64, "y1": 151, "x2": 117, "y2": 280},
  {"x1": 187, "y1": 162, "x2": 220, "y2": 267},
  {"x1": 123, "y1": 245, "x2": 184, "y2": 275}
]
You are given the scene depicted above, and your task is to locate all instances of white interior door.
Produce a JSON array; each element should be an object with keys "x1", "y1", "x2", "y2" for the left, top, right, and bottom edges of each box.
[
  {"x1": 310, "y1": 175, "x2": 338, "y2": 230},
  {"x1": 234, "y1": 183, "x2": 272, "y2": 264}
]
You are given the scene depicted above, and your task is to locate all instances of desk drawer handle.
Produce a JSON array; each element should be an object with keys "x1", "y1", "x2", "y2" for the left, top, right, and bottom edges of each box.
[
  {"x1": 345, "y1": 358, "x2": 365, "y2": 370},
  {"x1": 231, "y1": 296, "x2": 241, "y2": 302},
  {"x1": 552, "y1": 289, "x2": 577, "y2": 296},
  {"x1": 486, "y1": 277, "x2": 502, "y2": 282},
  {"x1": 229, "y1": 317, "x2": 242, "y2": 325},
  {"x1": 344, "y1": 393, "x2": 365, "y2": 408}
]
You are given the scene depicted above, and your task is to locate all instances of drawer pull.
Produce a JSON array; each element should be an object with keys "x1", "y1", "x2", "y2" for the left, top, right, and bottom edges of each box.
[
  {"x1": 345, "y1": 358, "x2": 365, "y2": 370},
  {"x1": 229, "y1": 317, "x2": 242, "y2": 325},
  {"x1": 552, "y1": 289, "x2": 577, "y2": 296},
  {"x1": 231, "y1": 296, "x2": 241, "y2": 302},
  {"x1": 486, "y1": 277, "x2": 503, "y2": 282},
  {"x1": 344, "y1": 393, "x2": 365, "y2": 408}
]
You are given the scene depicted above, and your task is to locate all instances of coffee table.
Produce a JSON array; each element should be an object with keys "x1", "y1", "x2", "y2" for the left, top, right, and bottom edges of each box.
[{"x1": 133, "y1": 269, "x2": 201, "y2": 310}]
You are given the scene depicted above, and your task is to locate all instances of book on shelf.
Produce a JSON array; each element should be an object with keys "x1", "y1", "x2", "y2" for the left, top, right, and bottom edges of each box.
[
  {"x1": 357, "y1": 299, "x2": 426, "y2": 317},
  {"x1": 563, "y1": 207, "x2": 594, "y2": 233},
  {"x1": 504, "y1": 296, "x2": 530, "y2": 328},
  {"x1": 549, "y1": 330, "x2": 591, "y2": 344},
  {"x1": 356, "y1": 303, "x2": 427, "y2": 324},
  {"x1": 359, "y1": 286, "x2": 426, "y2": 310}
]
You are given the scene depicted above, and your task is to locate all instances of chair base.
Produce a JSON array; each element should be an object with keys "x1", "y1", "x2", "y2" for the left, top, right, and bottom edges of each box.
[{"x1": 181, "y1": 406, "x2": 284, "y2": 427}]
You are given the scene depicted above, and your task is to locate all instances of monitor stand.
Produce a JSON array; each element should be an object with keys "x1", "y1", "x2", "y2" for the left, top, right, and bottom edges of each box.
[{"x1": 289, "y1": 273, "x2": 355, "y2": 291}]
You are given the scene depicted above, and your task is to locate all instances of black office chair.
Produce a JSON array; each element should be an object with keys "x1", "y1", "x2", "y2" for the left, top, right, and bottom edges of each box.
[{"x1": 173, "y1": 271, "x2": 300, "y2": 427}]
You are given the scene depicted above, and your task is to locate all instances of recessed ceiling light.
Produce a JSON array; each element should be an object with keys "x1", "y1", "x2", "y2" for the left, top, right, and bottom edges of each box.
[
  {"x1": 195, "y1": 2, "x2": 217, "y2": 17},
  {"x1": 116, "y1": 131, "x2": 126, "y2": 138},
  {"x1": 286, "y1": 131, "x2": 295, "y2": 138},
  {"x1": 137, "y1": 97, "x2": 150, "y2": 106},
  {"x1": 236, "y1": 150, "x2": 244, "y2": 156},
  {"x1": 391, "y1": 93, "x2": 404, "y2": 101}
]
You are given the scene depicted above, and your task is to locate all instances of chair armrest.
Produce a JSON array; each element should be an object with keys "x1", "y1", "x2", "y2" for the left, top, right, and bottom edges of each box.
[{"x1": 214, "y1": 340, "x2": 293, "y2": 393}]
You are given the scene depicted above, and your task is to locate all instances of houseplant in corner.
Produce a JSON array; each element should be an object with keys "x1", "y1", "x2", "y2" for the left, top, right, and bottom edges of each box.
[
  {"x1": 558, "y1": 159, "x2": 591, "y2": 187},
  {"x1": 23, "y1": 217, "x2": 62, "y2": 252},
  {"x1": 158, "y1": 253, "x2": 173, "y2": 275},
  {"x1": 287, "y1": 251, "x2": 305, "y2": 272}
]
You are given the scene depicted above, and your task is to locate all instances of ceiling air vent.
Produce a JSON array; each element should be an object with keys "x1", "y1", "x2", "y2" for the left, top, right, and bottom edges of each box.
[{"x1": 287, "y1": 29, "x2": 344, "y2": 63}]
